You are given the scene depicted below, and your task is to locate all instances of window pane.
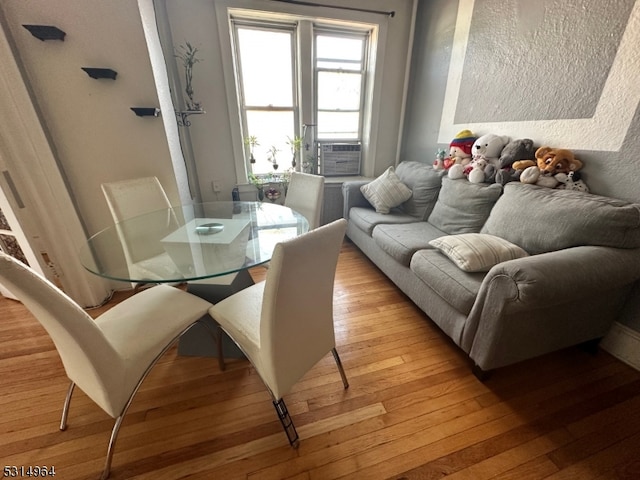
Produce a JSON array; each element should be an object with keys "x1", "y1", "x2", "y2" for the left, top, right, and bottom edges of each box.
[
  {"x1": 317, "y1": 71, "x2": 361, "y2": 110},
  {"x1": 245, "y1": 110, "x2": 294, "y2": 174},
  {"x1": 237, "y1": 28, "x2": 293, "y2": 107},
  {"x1": 316, "y1": 35, "x2": 363, "y2": 64},
  {"x1": 317, "y1": 111, "x2": 359, "y2": 140}
]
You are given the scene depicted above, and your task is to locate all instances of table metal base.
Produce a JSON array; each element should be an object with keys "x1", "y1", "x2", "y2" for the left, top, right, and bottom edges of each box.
[{"x1": 178, "y1": 269, "x2": 255, "y2": 357}]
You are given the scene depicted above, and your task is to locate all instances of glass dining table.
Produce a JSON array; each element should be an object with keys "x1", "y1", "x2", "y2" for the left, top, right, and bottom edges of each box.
[{"x1": 79, "y1": 201, "x2": 309, "y2": 356}]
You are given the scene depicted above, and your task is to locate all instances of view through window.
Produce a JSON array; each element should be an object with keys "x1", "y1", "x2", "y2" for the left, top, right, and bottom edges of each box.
[{"x1": 233, "y1": 19, "x2": 369, "y2": 176}]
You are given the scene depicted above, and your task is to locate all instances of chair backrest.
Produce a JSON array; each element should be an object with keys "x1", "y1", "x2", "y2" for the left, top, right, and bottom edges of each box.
[
  {"x1": 260, "y1": 218, "x2": 347, "y2": 399},
  {"x1": 101, "y1": 176, "x2": 178, "y2": 264},
  {"x1": 0, "y1": 252, "x2": 121, "y2": 416},
  {"x1": 284, "y1": 172, "x2": 325, "y2": 230}
]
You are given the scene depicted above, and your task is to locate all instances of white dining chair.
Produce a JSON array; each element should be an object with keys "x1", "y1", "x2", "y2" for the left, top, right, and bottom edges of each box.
[
  {"x1": 0, "y1": 252, "x2": 213, "y2": 479},
  {"x1": 101, "y1": 176, "x2": 249, "y2": 362},
  {"x1": 207, "y1": 218, "x2": 349, "y2": 446},
  {"x1": 284, "y1": 172, "x2": 325, "y2": 230},
  {"x1": 101, "y1": 177, "x2": 181, "y2": 282}
]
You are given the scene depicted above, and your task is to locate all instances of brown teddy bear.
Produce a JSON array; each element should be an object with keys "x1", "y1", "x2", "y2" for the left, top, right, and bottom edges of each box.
[{"x1": 513, "y1": 146, "x2": 583, "y2": 188}]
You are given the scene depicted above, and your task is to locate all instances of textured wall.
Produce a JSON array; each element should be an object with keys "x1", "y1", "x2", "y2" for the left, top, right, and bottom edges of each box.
[
  {"x1": 402, "y1": 0, "x2": 640, "y2": 331},
  {"x1": 456, "y1": 0, "x2": 633, "y2": 123}
]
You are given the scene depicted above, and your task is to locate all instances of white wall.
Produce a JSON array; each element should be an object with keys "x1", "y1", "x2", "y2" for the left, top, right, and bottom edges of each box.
[{"x1": 0, "y1": 0, "x2": 182, "y2": 237}]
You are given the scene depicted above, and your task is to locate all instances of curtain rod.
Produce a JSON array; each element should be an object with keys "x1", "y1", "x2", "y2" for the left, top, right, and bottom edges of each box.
[{"x1": 269, "y1": 0, "x2": 395, "y2": 18}]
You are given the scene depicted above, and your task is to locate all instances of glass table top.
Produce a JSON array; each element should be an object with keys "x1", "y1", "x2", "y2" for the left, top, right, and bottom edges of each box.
[{"x1": 79, "y1": 201, "x2": 309, "y2": 283}]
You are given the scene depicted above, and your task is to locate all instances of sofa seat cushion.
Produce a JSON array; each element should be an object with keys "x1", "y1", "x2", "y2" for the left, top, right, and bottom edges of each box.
[
  {"x1": 428, "y1": 177, "x2": 503, "y2": 235},
  {"x1": 481, "y1": 183, "x2": 640, "y2": 254},
  {"x1": 395, "y1": 161, "x2": 445, "y2": 220},
  {"x1": 410, "y1": 249, "x2": 485, "y2": 315},
  {"x1": 348, "y1": 207, "x2": 416, "y2": 236},
  {"x1": 372, "y1": 222, "x2": 448, "y2": 266}
]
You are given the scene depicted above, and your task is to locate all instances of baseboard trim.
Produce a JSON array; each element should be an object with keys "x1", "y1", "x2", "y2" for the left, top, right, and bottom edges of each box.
[{"x1": 601, "y1": 322, "x2": 640, "y2": 371}]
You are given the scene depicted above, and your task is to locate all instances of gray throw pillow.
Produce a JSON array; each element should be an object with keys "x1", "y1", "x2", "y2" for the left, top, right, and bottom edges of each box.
[
  {"x1": 395, "y1": 161, "x2": 445, "y2": 220},
  {"x1": 428, "y1": 178, "x2": 503, "y2": 235}
]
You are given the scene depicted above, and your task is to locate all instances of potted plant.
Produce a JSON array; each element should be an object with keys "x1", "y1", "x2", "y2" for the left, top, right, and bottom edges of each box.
[
  {"x1": 286, "y1": 135, "x2": 303, "y2": 168},
  {"x1": 268, "y1": 145, "x2": 280, "y2": 170},
  {"x1": 244, "y1": 135, "x2": 259, "y2": 164},
  {"x1": 175, "y1": 42, "x2": 203, "y2": 111},
  {"x1": 248, "y1": 172, "x2": 270, "y2": 201},
  {"x1": 280, "y1": 167, "x2": 293, "y2": 195}
]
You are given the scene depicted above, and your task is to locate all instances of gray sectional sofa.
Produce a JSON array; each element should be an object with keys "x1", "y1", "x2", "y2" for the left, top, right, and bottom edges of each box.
[{"x1": 342, "y1": 161, "x2": 640, "y2": 377}]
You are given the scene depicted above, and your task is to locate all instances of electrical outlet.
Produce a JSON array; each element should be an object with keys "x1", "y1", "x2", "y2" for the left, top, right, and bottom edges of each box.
[{"x1": 212, "y1": 181, "x2": 222, "y2": 193}]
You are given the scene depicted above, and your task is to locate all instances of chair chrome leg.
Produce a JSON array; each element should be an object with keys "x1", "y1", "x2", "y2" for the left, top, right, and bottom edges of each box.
[
  {"x1": 98, "y1": 322, "x2": 200, "y2": 478},
  {"x1": 59, "y1": 382, "x2": 75, "y2": 431},
  {"x1": 273, "y1": 398, "x2": 299, "y2": 448},
  {"x1": 100, "y1": 415, "x2": 124, "y2": 480},
  {"x1": 332, "y1": 348, "x2": 349, "y2": 389}
]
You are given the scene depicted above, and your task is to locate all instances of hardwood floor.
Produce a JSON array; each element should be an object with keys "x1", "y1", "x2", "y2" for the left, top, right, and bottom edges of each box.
[{"x1": 2, "y1": 240, "x2": 640, "y2": 479}]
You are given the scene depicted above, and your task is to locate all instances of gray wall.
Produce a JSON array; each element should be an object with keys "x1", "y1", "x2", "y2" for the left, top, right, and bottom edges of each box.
[{"x1": 402, "y1": 0, "x2": 640, "y2": 331}]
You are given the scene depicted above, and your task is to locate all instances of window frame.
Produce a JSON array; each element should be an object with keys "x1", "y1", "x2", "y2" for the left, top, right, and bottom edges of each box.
[
  {"x1": 313, "y1": 27, "x2": 370, "y2": 143},
  {"x1": 215, "y1": 1, "x2": 387, "y2": 184},
  {"x1": 231, "y1": 19, "x2": 300, "y2": 175}
]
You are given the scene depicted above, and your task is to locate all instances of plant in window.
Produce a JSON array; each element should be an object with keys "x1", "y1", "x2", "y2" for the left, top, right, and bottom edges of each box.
[
  {"x1": 280, "y1": 167, "x2": 293, "y2": 195},
  {"x1": 248, "y1": 172, "x2": 271, "y2": 201},
  {"x1": 244, "y1": 135, "x2": 259, "y2": 163},
  {"x1": 268, "y1": 145, "x2": 280, "y2": 170},
  {"x1": 286, "y1": 136, "x2": 303, "y2": 168},
  {"x1": 175, "y1": 42, "x2": 203, "y2": 111}
]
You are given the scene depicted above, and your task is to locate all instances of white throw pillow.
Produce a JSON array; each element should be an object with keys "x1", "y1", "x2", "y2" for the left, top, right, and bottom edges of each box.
[
  {"x1": 360, "y1": 166, "x2": 412, "y2": 214},
  {"x1": 429, "y1": 233, "x2": 529, "y2": 272}
]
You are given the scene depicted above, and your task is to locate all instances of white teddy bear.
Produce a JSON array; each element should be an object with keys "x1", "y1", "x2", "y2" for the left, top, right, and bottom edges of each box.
[{"x1": 448, "y1": 133, "x2": 509, "y2": 183}]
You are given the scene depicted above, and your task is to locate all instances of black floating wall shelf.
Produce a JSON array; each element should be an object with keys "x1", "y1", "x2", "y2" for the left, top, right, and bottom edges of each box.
[
  {"x1": 81, "y1": 67, "x2": 117, "y2": 80},
  {"x1": 22, "y1": 25, "x2": 66, "y2": 41},
  {"x1": 131, "y1": 107, "x2": 160, "y2": 117}
]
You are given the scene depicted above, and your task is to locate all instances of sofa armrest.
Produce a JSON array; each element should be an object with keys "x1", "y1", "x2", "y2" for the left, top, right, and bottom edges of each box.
[
  {"x1": 483, "y1": 246, "x2": 640, "y2": 309},
  {"x1": 342, "y1": 180, "x2": 371, "y2": 219},
  {"x1": 462, "y1": 246, "x2": 640, "y2": 370}
]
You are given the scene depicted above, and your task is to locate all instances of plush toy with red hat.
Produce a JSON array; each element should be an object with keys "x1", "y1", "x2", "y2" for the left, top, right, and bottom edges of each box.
[{"x1": 434, "y1": 130, "x2": 477, "y2": 171}]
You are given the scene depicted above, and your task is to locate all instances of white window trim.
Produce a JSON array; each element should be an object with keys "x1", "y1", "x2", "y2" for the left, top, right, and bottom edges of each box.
[
  {"x1": 314, "y1": 27, "x2": 369, "y2": 142},
  {"x1": 214, "y1": 0, "x2": 388, "y2": 183}
]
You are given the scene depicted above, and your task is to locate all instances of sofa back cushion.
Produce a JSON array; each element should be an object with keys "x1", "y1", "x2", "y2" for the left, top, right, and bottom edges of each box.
[
  {"x1": 428, "y1": 178, "x2": 503, "y2": 235},
  {"x1": 481, "y1": 183, "x2": 640, "y2": 254},
  {"x1": 395, "y1": 161, "x2": 445, "y2": 220}
]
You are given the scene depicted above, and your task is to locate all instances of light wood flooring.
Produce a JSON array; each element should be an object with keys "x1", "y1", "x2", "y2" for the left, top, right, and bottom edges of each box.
[{"x1": 2, "y1": 240, "x2": 640, "y2": 479}]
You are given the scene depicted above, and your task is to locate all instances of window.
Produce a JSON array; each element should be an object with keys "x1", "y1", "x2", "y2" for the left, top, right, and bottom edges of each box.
[
  {"x1": 315, "y1": 32, "x2": 367, "y2": 140},
  {"x1": 233, "y1": 23, "x2": 297, "y2": 175},
  {"x1": 232, "y1": 17, "x2": 370, "y2": 176}
]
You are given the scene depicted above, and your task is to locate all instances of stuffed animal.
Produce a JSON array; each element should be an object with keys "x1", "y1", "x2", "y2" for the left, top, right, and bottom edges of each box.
[
  {"x1": 519, "y1": 165, "x2": 560, "y2": 188},
  {"x1": 433, "y1": 148, "x2": 447, "y2": 170},
  {"x1": 515, "y1": 146, "x2": 583, "y2": 188},
  {"x1": 494, "y1": 138, "x2": 536, "y2": 185},
  {"x1": 467, "y1": 157, "x2": 489, "y2": 184},
  {"x1": 555, "y1": 171, "x2": 589, "y2": 192},
  {"x1": 457, "y1": 133, "x2": 509, "y2": 183},
  {"x1": 438, "y1": 129, "x2": 477, "y2": 172}
]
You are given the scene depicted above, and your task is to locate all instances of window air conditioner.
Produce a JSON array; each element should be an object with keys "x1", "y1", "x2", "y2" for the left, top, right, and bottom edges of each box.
[{"x1": 320, "y1": 143, "x2": 361, "y2": 176}]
